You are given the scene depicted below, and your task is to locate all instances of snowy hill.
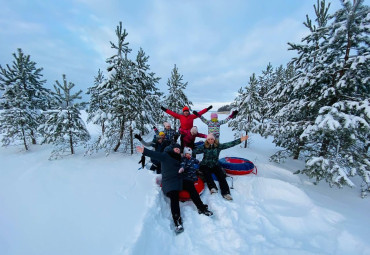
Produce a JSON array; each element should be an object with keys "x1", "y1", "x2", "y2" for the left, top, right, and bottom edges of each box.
[{"x1": 0, "y1": 112, "x2": 369, "y2": 255}]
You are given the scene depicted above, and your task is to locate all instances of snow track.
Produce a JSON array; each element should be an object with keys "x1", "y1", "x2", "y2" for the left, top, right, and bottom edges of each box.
[{"x1": 124, "y1": 174, "x2": 369, "y2": 255}]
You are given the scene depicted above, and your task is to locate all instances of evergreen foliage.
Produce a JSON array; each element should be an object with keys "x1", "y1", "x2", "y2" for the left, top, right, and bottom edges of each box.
[
  {"x1": 164, "y1": 64, "x2": 193, "y2": 130},
  {"x1": 39, "y1": 74, "x2": 90, "y2": 159},
  {"x1": 85, "y1": 22, "x2": 162, "y2": 155},
  {"x1": 0, "y1": 48, "x2": 51, "y2": 150}
]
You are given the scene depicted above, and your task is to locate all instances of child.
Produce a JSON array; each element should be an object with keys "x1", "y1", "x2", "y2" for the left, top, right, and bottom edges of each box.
[
  {"x1": 182, "y1": 126, "x2": 207, "y2": 149},
  {"x1": 193, "y1": 110, "x2": 238, "y2": 139},
  {"x1": 179, "y1": 147, "x2": 213, "y2": 216},
  {"x1": 153, "y1": 122, "x2": 179, "y2": 143}
]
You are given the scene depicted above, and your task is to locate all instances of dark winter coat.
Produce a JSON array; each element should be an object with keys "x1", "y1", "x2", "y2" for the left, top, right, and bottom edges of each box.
[
  {"x1": 143, "y1": 146, "x2": 183, "y2": 194},
  {"x1": 193, "y1": 138, "x2": 241, "y2": 168},
  {"x1": 164, "y1": 108, "x2": 208, "y2": 132},
  {"x1": 140, "y1": 137, "x2": 171, "y2": 165},
  {"x1": 180, "y1": 157, "x2": 200, "y2": 181}
]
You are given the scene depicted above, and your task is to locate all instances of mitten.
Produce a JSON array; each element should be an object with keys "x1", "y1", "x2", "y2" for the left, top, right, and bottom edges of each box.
[
  {"x1": 207, "y1": 105, "x2": 213, "y2": 111},
  {"x1": 134, "y1": 134, "x2": 142, "y2": 141},
  {"x1": 178, "y1": 168, "x2": 184, "y2": 173},
  {"x1": 231, "y1": 110, "x2": 239, "y2": 118},
  {"x1": 160, "y1": 106, "x2": 167, "y2": 111},
  {"x1": 192, "y1": 110, "x2": 200, "y2": 117}
]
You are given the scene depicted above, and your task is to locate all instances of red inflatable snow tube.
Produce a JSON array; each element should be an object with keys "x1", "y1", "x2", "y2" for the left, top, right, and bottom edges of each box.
[
  {"x1": 179, "y1": 177, "x2": 205, "y2": 202},
  {"x1": 219, "y1": 157, "x2": 257, "y2": 175}
]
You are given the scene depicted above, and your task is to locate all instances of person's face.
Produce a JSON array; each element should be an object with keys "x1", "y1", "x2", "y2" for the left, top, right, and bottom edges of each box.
[
  {"x1": 173, "y1": 147, "x2": 181, "y2": 154},
  {"x1": 165, "y1": 125, "x2": 171, "y2": 130},
  {"x1": 185, "y1": 153, "x2": 191, "y2": 159},
  {"x1": 183, "y1": 111, "x2": 190, "y2": 116},
  {"x1": 160, "y1": 134, "x2": 165, "y2": 139},
  {"x1": 207, "y1": 137, "x2": 215, "y2": 144}
]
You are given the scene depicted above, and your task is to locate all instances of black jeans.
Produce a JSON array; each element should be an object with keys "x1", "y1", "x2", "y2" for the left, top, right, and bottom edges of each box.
[
  {"x1": 199, "y1": 165, "x2": 230, "y2": 195},
  {"x1": 166, "y1": 190, "x2": 180, "y2": 222}
]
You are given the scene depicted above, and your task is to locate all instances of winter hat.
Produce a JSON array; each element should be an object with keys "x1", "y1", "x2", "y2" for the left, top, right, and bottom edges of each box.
[
  {"x1": 173, "y1": 143, "x2": 181, "y2": 149},
  {"x1": 184, "y1": 147, "x2": 192, "y2": 155},
  {"x1": 207, "y1": 133, "x2": 215, "y2": 140},
  {"x1": 158, "y1": 131, "x2": 165, "y2": 136},
  {"x1": 190, "y1": 126, "x2": 198, "y2": 135},
  {"x1": 163, "y1": 122, "x2": 171, "y2": 128},
  {"x1": 211, "y1": 113, "x2": 218, "y2": 119},
  {"x1": 182, "y1": 106, "x2": 190, "y2": 112}
]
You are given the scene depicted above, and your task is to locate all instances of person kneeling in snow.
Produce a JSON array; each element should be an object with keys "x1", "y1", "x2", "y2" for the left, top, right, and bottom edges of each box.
[
  {"x1": 180, "y1": 147, "x2": 213, "y2": 216},
  {"x1": 193, "y1": 133, "x2": 249, "y2": 200}
]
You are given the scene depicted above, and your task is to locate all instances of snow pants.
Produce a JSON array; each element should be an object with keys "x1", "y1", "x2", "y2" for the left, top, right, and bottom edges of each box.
[{"x1": 199, "y1": 165, "x2": 230, "y2": 195}]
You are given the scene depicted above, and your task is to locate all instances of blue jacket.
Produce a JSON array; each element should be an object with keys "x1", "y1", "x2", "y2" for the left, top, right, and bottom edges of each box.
[{"x1": 180, "y1": 157, "x2": 200, "y2": 181}]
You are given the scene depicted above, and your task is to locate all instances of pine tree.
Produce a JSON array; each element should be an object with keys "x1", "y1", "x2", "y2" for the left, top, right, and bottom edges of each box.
[
  {"x1": 229, "y1": 73, "x2": 262, "y2": 148},
  {"x1": 39, "y1": 74, "x2": 90, "y2": 159},
  {"x1": 0, "y1": 48, "x2": 51, "y2": 150},
  {"x1": 86, "y1": 69, "x2": 108, "y2": 135},
  {"x1": 164, "y1": 64, "x2": 193, "y2": 130},
  {"x1": 296, "y1": 0, "x2": 370, "y2": 195}
]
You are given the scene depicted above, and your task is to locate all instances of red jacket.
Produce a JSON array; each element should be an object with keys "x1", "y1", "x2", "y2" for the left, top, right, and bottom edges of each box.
[
  {"x1": 182, "y1": 129, "x2": 207, "y2": 149},
  {"x1": 165, "y1": 107, "x2": 208, "y2": 133}
]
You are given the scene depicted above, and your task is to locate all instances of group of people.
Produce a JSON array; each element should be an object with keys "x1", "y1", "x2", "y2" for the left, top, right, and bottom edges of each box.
[{"x1": 135, "y1": 105, "x2": 248, "y2": 233}]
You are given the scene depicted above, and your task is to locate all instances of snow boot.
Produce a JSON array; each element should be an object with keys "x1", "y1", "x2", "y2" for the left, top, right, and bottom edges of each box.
[
  {"x1": 210, "y1": 188, "x2": 218, "y2": 194},
  {"x1": 223, "y1": 194, "x2": 233, "y2": 201},
  {"x1": 173, "y1": 216, "x2": 184, "y2": 234},
  {"x1": 198, "y1": 204, "x2": 214, "y2": 216}
]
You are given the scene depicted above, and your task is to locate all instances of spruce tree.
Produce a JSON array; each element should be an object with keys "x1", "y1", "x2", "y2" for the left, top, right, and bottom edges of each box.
[
  {"x1": 229, "y1": 73, "x2": 262, "y2": 148},
  {"x1": 164, "y1": 64, "x2": 193, "y2": 130},
  {"x1": 0, "y1": 48, "x2": 51, "y2": 150},
  {"x1": 39, "y1": 74, "x2": 90, "y2": 159}
]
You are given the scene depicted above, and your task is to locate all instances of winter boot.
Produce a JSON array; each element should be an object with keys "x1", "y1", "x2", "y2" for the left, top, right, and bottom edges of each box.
[
  {"x1": 222, "y1": 194, "x2": 233, "y2": 201},
  {"x1": 198, "y1": 204, "x2": 214, "y2": 216},
  {"x1": 174, "y1": 215, "x2": 184, "y2": 234},
  {"x1": 210, "y1": 188, "x2": 218, "y2": 194}
]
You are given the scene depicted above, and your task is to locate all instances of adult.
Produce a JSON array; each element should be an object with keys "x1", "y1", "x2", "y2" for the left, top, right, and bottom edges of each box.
[
  {"x1": 193, "y1": 133, "x2": 249, "y2": 200},
  {"x1": 193, "y1": 110, "x2": 238, "y2": 139},
  {"x1": 153, "y1": 122, "x2": 179, "y2": 143},
  {"x1": 161, "y1": 105, "x2": 212, "y2": 150},
  {"x1": 134, "y1": 132, "x2": 171, "y2": 174}
]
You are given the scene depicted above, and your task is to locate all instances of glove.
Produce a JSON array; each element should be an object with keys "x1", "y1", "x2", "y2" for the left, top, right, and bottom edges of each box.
[
  {"x1": 178, "y1": 168, "x2": 184, "y2": 173},
  {"x1": 138, "y1": 155, "x2": 145, "y2": 168},
  {"x1": 192, "y1": 110, "x2": 200, "y2": 117},
  {"x1": 160, "y1": 106, "x2": 167, "y2": 111},
  {"x1": 134, "y1": 134, "x2": 142, "y2": 141},
  {"x1": 207, "y1": 105, "x2": 213, "y2": 111},
  {"x1": 173, "y1": 134, "x2": 179, "y2": 142},
  {"x1": 231, "y1": 110, "x2": 239, "y2": 118}
]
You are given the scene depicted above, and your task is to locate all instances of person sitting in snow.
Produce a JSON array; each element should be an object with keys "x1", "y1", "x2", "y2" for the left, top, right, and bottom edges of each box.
[
  {"x1": 193, "y1": 133, "x2": 249, "y2": 200},
  {"x1": 134, "y1": 132, "x2": 171, "y2": 174},
  {"x1": 160, "y1": 105, "x2": 212, "y2": 150},
  {"x1": 192, "y1": 110, "x2": 238, "y2": 140},
  {"x1": 136, "y1": 144, "x2": 212, "y2": 234},
  {"x1": 179, "y1": 147, "x2": 213, "y2": 216},
  {"x1": 182, "y1": 126, "x2": 207, "y2": 149},
  {"x1": 153, "y1": 122, "x2": 179, "y2": 144}
]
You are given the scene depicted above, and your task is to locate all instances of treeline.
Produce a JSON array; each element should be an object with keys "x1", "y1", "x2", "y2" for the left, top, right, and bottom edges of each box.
[{"x1": 228, "y1": 0, "x2": 369, "y2": 197}]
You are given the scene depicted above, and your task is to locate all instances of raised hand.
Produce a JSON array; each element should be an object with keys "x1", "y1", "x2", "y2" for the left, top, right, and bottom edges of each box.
[
  {"x1": 207, "y1": 105, "x2": 213, "y2": 111},
  {"x1": 160, "y1": 106, "x2": 167, "y2": 111},
  {"x1": 134, "y1": 134, "x2": 142, "y2": 141}
]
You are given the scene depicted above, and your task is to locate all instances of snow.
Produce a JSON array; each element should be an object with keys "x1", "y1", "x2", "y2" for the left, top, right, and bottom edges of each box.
[{"x1": 1, "y1": 112, "x2": 370, "y2": 255}]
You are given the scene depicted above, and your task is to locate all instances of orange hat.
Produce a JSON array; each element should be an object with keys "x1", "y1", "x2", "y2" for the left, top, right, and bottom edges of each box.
[{"x1": 182, "y1": 106, "x2": 189, "y2": 112}]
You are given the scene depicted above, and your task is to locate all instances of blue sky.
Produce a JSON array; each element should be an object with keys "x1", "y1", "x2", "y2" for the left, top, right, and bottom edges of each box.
[{"x1": 0, "y1": 0, "x2": 353, "y2": 109}]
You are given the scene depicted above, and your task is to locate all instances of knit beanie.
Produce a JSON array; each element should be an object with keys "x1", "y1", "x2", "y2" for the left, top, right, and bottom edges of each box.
[
  {"x1": 190, "y1": 126, "x2": 198, "y2": 135},
  {"x1": 211, "y1": 113, "x2": 218, "y2": 119},
  {"x1": 173, "y1": 143, "x2": 181, "y2": 149},
  {"x1": 184, "y1": 147, "x2": 192, "y2": 155},
  {"x1": 163, "y1": 122, "x2": 171, "y2": 128},
  {"x1": 158, "y1": 131, "x2": 165, "y2": 136},
  {"x1": 182, "y1": 106, "x2": 190, "y2": 112}
]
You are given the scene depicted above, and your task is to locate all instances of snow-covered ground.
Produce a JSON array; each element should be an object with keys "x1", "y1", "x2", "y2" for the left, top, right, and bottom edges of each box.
[{"x1": 1, "y1": 112, "x2": 369, "y2": 255}]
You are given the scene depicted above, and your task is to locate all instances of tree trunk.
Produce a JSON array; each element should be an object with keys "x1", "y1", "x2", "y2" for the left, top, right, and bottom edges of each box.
[
  {"x1": 319, "y1": 138, "x2": 330, "y2": 157},
  {"x1": 101, "y1": 120, "x2": 105, "y2": 136},
  {"x1": 114, "y1": 118, "x2": 125, "y2": 152},
  {"x1": 293, "y1": 140, "x2": 304, "y2": 159},
  {"x1": 69, "y1": 129, "x2": 74, "y2": 155},
  {"x1": 30, "y1": 129, "x2": 37, "y2": 144},
  {"x1": 244, "y1": 131, "x2": 248, "y2": 148},
  {"x1": 130, "y1": 125, "x2": 134, "y2": 155},
  {"x1": 22, "y1": 128, "x2": 28, "y2": 151}
]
